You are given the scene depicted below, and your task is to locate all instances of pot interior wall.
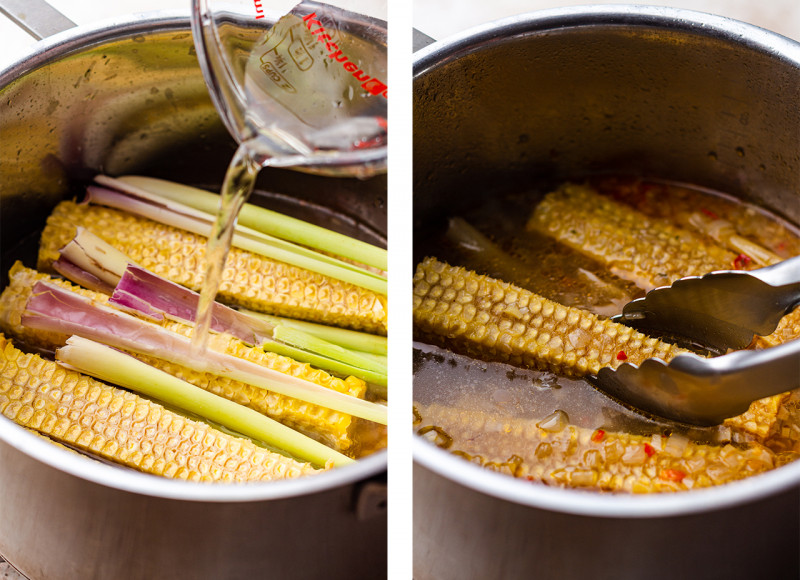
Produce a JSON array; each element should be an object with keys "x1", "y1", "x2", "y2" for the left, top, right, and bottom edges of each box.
[
  {"x1": 413, "y1": 19, "x2": 800, "y2": 226},
  {"x1": 0, "y1": 21, "x2": 386, "y2": 257}
]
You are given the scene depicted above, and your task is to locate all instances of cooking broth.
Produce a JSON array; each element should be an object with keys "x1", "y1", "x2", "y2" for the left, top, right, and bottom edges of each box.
[{"x1": 413, "y1": 177, "x2": 800, "y2": 492}]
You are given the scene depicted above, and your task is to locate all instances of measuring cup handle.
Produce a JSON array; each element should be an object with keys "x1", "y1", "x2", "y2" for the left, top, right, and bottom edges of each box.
[{"x1": 0, "y1": 0, "x2": 76, "y2": 40}]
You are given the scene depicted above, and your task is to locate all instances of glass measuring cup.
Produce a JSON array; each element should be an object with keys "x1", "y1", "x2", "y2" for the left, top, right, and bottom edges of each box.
[
  {"x1": 188, "y1": 0, "x2": 388, "y2": 352},
  {"x1": 191, "y1": 0, "x2": 387, "y2": 177}
]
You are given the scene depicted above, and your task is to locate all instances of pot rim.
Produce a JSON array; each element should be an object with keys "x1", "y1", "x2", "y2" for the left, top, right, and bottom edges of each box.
[
  {"x1": 0, "y1": 10, "x2": 193, "y2": 87},
  {"x1": 412, "y1": 5, "x2": 800, "y2": 518},
  {"x1": 0, "y1": 10, "x2": 386, "y2": 501},
  {"x1": 413, "y1": 4, "x2": 800, "y2": 76}
]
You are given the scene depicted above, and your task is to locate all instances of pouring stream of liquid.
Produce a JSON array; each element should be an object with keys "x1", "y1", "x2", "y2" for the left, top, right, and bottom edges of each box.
[{"x1": 191, "y1": 141, "x2": 261, "y2": 354}]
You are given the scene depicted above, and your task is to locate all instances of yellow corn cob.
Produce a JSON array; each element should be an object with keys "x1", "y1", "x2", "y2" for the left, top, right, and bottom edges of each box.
[
  {"x1": 526, "y1": 183, "x2": 739, "y2": 291},
  {"x1": 413, "y1": 257, "x2": 690, "y2": 378},
  {"x1": 0, "y1": 262, "x2": 111, "y2": 350},
  {"x1": 132, "y1": 327, "x2": 368, "y2": 453},
  {"x1": 415, "y1": 402, "x2": 778, "y2": 493},
  {"x1": 38, "y1": 201, "x2": 388, "y2": 334},
  {"x1": 723, "y1": 391, "x2": 791, "y2": 441},
  {"x1": 527, "y1": 182, "x2": 800, "y2": 346},
  {"x1": 761, "y1": 391, "x2": 800, "y2": 457},
  {"x1": 0, "y1": 262, "x2": 369, "y2": 453},
  {"x1": 0, "y1": 334, "x2": 319, "y2": 482},
  {"x1": 753, "y1": 314, "x2": 800, "y2": 348},
  {"x1": 23, "y1": 425, "x2": 104, "y2": 460},
  {"x1": 526, "y1": 183, "x2": 799, "y2": 436},
  {"x1": 593, "y1": 178, "x2": 800, "y2": 259}
]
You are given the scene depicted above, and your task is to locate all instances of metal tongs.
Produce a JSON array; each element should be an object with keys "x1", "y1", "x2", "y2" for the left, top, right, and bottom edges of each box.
[{"x1": 594, "y1": 256, "x2": 800, "y2": 426}]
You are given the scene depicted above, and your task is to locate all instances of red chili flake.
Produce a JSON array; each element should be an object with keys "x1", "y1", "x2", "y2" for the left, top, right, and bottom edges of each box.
[
  {"x1": 659, "y1": 469, "x2": 686, "y2": 482},
  {"x1": 733, "y1": 253, "x2": 752, "y2": 270},
  {"x1": 777, "y1": 241, "x2": 787, "y2": 252},
  {"x1": 616, "y1": 350, "x2": 628, "y2": 361},
  {"x1": 700, "y1": 208, "x2": 719, "y2": 220},
  {"x1": 644, "y1": 443, "x2": 656, "y2": 457},
  {"x1": 591, "y1": 429, "x2": 605, "y2": 443}
]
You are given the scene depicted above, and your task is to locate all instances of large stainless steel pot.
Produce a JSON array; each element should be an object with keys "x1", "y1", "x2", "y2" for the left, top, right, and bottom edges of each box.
[
  {"x1": 413, "y1": 6, "x2": 800, "y2": 579},
  {"x1": 0, "y1": 9, "x2": 387, "y2": 580}
]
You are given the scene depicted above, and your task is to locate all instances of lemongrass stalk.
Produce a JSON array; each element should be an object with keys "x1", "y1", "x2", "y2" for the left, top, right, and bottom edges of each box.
[
  {"x1": 727, "y1": 235, "x2": 782, "y2": 266},
  {"x1": 111, "y1": 265, "x2": 274, "y2": 345},
  {"x1": 104, "y1": 175, "x2": 388, "y2": 271},
  {"x1": 272, "y1": 326, "x2": 387, "y2": 374},
  {"x1": 261, "y1": 340, "x2": 388, "y2": 396},
  {"x1": 56, "y1": 336, "x2": 351, "y2": 468},
  {"x1": 86, "y1": 185, "x2": 387, "y2": 294},
  {"x1": 25, "y1": 281, "x2": 388, "y2": 425},
  {"x1": 350, "y1": 351, "x2": 388, "y2": 367},
  {"x1": 57, "y1": 227, "x2": 132, "y2": 287},
  {"x1": 52, "y1": 258, "x2": 116, "y2": 295},
  {"x1": 245, "y1": 310, "x2": 388, "y2": 355},
  {"x1": 445, "y1": 217, "x2": 521, "y2": 275},
  {"x1": 687, "y1": 212, "x2": 781, "y2": 266},
  {"x1": 56, "y1": 236, "x2": 389, "y2": 390},
  {"x1": 110, "y1": 265, "x2": 387, "y2": 388}
]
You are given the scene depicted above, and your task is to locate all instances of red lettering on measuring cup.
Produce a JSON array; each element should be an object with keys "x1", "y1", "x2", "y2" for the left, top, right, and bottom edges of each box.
[
  {"x1": 361, "y1": 78, "x2": 387, "y2": 96},
  {"x1": 253, "y1": 0, "x2": 265, "y2": 19},
  {"x1": 328, "y1": 49, "x2": 348, "y2": 63},
  {"x1": 301, "y1": 11, "x2": 387, "y2": 99},
  {"x1": 302, "y1": 13, "x2": 323, "y2": 32}
]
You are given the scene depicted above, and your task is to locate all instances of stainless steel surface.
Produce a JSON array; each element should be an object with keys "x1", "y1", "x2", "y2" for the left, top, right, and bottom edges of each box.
[
  {"x1": 414, "y1": 455, "x2": 800, "y2": 580},
  {"x1": 413, "y1": 0, "x2": 800, "y2": 43},
  {"x1": 0, "y1": 0, "x2": 75, "y2": 40},
  {"x1": 619, "y1": 256, "x2": 800, "y2": 350},
  {"x1": 596, "y1": 339, "x2": 800, "y2": 425},
  {"x1": 413, "y1": 6, "x2": 800, "y2": 579},
  {"x1": 0, "y1": 12, "x2": 386, "y2": 580},
  {"x1": 413, "y1": 7, "x2": 800, "y2": 223}
]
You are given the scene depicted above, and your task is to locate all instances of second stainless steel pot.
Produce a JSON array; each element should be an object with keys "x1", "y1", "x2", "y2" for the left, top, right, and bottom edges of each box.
[{"x1": 413, "y1": 6, "x2": 800, "y2": 579}]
